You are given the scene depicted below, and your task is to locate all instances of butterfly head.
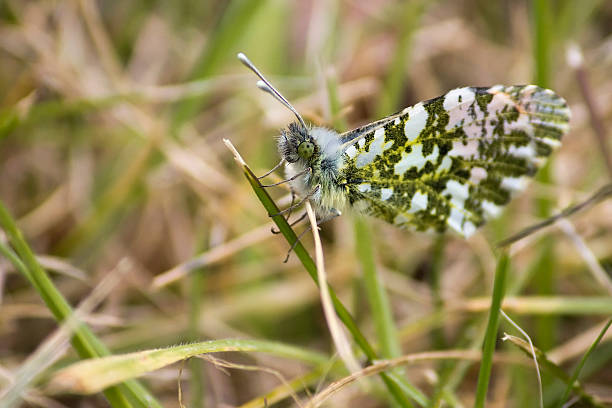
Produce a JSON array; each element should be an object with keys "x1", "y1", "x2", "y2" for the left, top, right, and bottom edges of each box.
[{"x1": 278, "y1": 122, "x2": 318, "y2": 165}]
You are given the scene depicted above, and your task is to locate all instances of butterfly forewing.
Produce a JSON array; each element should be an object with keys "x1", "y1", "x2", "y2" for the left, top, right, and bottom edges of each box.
[{"x1": 338, "y1": 85, "x2": 570, "y2": 236}]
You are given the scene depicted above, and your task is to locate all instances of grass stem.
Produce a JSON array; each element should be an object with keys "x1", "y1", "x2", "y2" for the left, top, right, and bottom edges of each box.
[{"x1": 474, "y1": 252, "x2": 509, "y2": 408}]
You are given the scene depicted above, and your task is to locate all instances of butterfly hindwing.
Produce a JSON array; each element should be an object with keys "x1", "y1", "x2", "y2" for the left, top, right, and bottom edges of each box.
[{"x1": 338, "y1": 85, "x2": 570, "y2": 236}]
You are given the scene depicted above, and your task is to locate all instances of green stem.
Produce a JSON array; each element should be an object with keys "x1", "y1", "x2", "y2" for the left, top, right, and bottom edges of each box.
[
  {"x1": 474, "y1": 253, "x2": 510, "y2": 408},
  {"x1": 0, "y1": 201, "x2": 161, "y2": 408},
  {"x1": 355, "y1": 217, "x2": 402, "y2": 359},
  {"x1": 557, "y1": 318, "x2": 612, "y2": 406}
]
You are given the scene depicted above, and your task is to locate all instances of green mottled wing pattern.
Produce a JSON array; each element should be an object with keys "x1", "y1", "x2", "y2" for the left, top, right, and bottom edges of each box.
[{"x1": 338, "y1": 85, "x2": 570, "y2": 236}]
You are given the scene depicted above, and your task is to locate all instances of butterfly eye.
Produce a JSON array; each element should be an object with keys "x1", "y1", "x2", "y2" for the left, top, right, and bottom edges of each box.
[{"x1": 297, "y1": 141, "x2": 315, "y2": 160}]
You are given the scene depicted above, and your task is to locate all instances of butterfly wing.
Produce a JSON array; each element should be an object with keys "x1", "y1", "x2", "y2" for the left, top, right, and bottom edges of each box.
[
  {"x1": 338, "y1": 113, "x2": 403, "y2": 144},
  {"x1": 337, "y1": 85, "x2": 570, "y2": 237}
]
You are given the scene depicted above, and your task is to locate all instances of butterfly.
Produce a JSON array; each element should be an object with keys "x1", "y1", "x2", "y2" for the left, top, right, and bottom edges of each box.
[{"x1": 238, "y1": 53, "x2": 571, "y2": 237}]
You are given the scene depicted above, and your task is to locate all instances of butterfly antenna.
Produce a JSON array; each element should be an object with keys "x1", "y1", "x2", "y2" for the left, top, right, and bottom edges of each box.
[{"x1": 237, "y1": 52, "x2": 307, "y2": 130}]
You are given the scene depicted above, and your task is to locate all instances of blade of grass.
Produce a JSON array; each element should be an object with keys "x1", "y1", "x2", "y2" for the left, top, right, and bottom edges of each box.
[
  {"x1": 354, "y1": 217, "x2": 401, "y2": 359},
  {"x1": 306, "y1": 200, "x2": 361, "y2": 373},
  {"x1": 188, "y1": 233, "x2": 207, "y2": 408},
  {"x1": 531, "y1": 0, "x2": 558, "y2": 353},
  {"x1": 429, "y1": 235, "x2": 447, "y2": 350},
  {"x1": 504, "y1": 334, "x2": 605, "y2": 407},
  {"x1": 474, "y1": 252, "x2": 509, "y2": 408},
  {"x1": 0, "y1": 261, "x2": 128, "y2": 408},
  {"x1": 51, "y1": 338, "x2": 329, "y2": 394},
  {"x1": 223, "y1": 139, "x2": 428, "y2": 407},
  {"x1": 557, "y1": 318, "x2": 612, "y2": 407},
  {"x1": 0, "y1": 201, "x2": 161, "y2": 408}
]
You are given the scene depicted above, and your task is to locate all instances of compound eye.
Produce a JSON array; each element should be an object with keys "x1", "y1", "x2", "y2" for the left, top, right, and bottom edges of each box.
[{"x1": 297, "y1": 141, "x2": 315, "y2": 160}]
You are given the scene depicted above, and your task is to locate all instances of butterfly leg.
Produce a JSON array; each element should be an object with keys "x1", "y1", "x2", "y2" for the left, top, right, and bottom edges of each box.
[
  {"x1": 283, "y1": 208, "x2": 342, "y2": 263},
  {"x1": 272, "y1": 211, "x2": 308, "y2": 234},
  {"x1": 269, "y1": 185, "x2": 320, "y2": 217},
  {"x1": 256, "y1": 158, "x2": 285, "y2": 180},
  {"x1": 272, "y1": 187, "x2": 300, "y2": 234},
  {"x1": 261, "y1": 167, "x2": 311, "y2": 188}
]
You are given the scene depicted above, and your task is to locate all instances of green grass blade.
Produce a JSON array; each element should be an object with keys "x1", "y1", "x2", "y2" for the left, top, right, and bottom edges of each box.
[
  {"x1": 189, "y1": 237, "x2": 207, "y2": 408},
  {"x1": 355, "y1": 217, "x2": 401, "y2": 359},
  {"x1": 531, "y1": 0, "x2": 558, "y2": 354},
  {"x1": 51, "y1": 338, "x2": 328, "y2": 394},
  {"x1": 557, "y1": 318, "x2": 612, "y2": 406},
  {"x1": 0, "y1": 201, "x2": 161, "y2": 408},
  {"x1": 474, "y1": 252, "x2": 510, "y2": 408},
  {"x1": 532, "y1": 0, "x2": 551, "y2": 90},
  {"x1": 505, "y1": 334, "x2": 604, "y2": 407}
]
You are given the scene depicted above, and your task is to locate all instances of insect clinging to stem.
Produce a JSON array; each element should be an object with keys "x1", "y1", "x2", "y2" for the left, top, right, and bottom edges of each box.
[{"x1": 237, "y1": 52, "x2": 570, "y2": 242}]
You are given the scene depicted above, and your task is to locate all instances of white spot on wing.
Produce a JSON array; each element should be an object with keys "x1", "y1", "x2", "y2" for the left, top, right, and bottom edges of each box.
[
  {"x1": 380, "y1": 188, "x2": 393, "y2": 201},
  {"x1": 447, "y1": 207, "x2": 465, "y2": 233},
  {"x1": 403, "y1": 102, "x2": 427, "y2": 142},
  {"x1": 355, "y1": 128, "x2": 393, "y2": 168},
  {"x1": 345, "y1": 145, "x2": 358, "y2": 158},
  {"x1": 437, "y1": 156, "x2": 452, "y2": 173},
  {"x1": 444, "y1": 88, "x2": 479, "y2": 131},
  {"x1": 507, "y1": 144, "x2": 536, "y2": 159},
  {"x1": 407, "y1": 191, "x2": 428, "y2": 213},
  {"x1": 469, "y1": 167, "x2": 487, "y2": 183},
  {"x1": 501, "y1": 176, "x2": 528, "y2": 192},
  {"x1": 449, "y1": 139, "x2": 479, "y2": 158},
  {"x1": 394, "y1": 144, "x2": 439, "y2": 175},
  {"x1": 443, "y1": 87, "x2": 475, "y2": 110},
  {"x1": 482, "y1": 200, "x2": 502, "y2": 218},
  {"x1": 358, "y1": 183, "x2": 371, "y2": 193},
  {"x1": 443, "y1": 180, "x2": 469, "y2": 200}
]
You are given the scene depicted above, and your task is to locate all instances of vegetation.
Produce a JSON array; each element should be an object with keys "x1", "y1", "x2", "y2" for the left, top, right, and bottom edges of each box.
[{"x1": 1, "y1": 1, "x2": 611, "y2": 407}]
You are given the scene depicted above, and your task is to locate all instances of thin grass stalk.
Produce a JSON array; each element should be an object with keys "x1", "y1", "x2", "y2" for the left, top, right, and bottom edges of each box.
[
  {"x1": 557, "y1": 318, "x2": 612, "y2": 406},
  {"x1": 224, "y1": 140, "x2": 427, "y2": 407},
  {"x1": 474, "y1": 252, "x2": 510, "y2": 408},
  {"x1": 189, "y1": 242, "x2": 206, "y2": 408},
  {"x1": 354, "y1": 217, "x2": 401, "y2": 359},
  {"x1": 532, "y1": 0, "x2": 558, "y2": 353},
  {"x1": 430, "y1": 235, "x2": 447, "y2": 350},
  {"x1": 0, "y1": 201, "x2": 161, "y2": 408},
  {"x1": 504, "y1": 334, "x2": 604, "y2": 407},
  {"x1": 306, "y1": 200, "x2": 361, "y2": 373}
]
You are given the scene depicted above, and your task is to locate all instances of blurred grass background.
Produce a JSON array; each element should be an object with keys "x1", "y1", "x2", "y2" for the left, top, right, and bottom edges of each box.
[{"x1": 1, "y1": 0, "x2": 612, "y2": 407}]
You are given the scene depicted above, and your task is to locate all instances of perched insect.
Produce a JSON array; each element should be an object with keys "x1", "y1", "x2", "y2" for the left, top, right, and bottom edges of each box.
[{"x1": 238, "y1": 53, "x2": 570, "y2": 238}]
